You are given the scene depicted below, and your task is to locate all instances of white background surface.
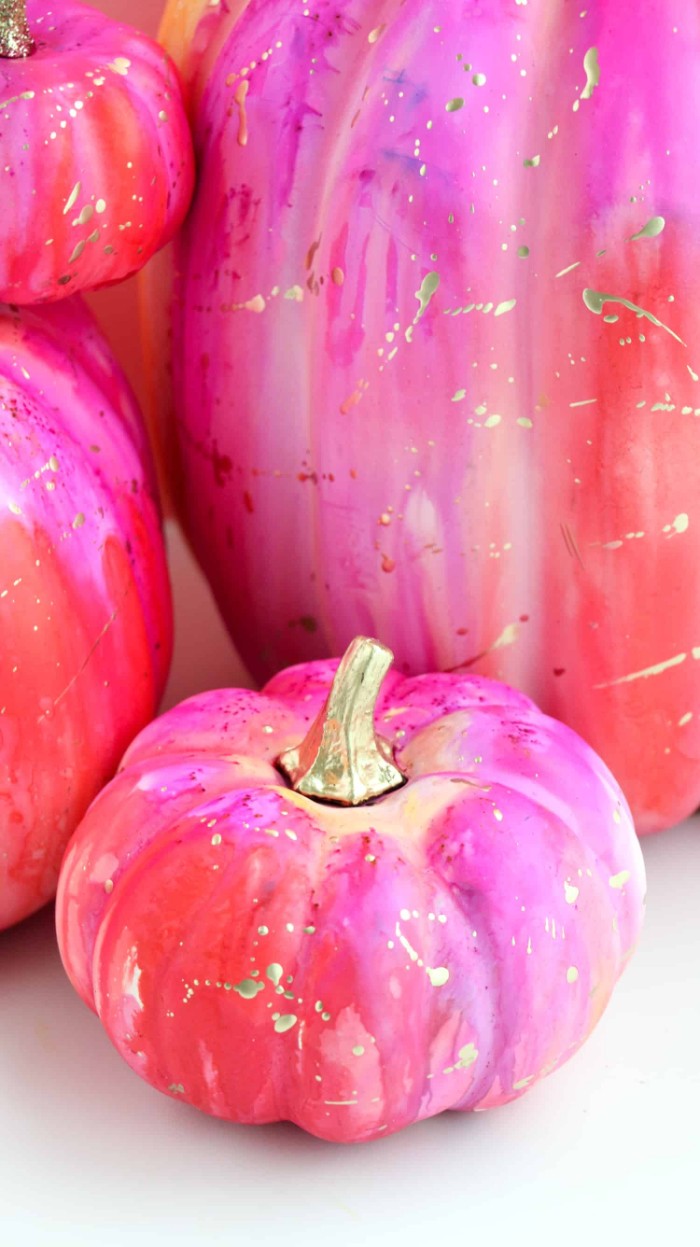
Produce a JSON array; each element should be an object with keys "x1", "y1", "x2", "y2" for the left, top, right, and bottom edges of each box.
[{"x1": 1, "y1": 523, "x2": 699, "y2": 1247}]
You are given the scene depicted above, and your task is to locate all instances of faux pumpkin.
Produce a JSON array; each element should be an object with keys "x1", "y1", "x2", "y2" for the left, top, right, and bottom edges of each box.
[
  {"x1": 0, "y1": 297, "x2": 171, "y2": 929},
  {"x1": 56, "y1": 636, "x2": 645, "y2": 1144},
  {"x1": 0, "y1": 0, "x2": 193, "y2": 303},
  {"x1": 147, "y1": 0, "x2": 700, "y2": 834}
]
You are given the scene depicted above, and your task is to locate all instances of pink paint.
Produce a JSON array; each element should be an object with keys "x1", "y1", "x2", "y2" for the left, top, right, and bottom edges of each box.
[
  {"x1": 0, "y1": 298, "x2": 171, "y2": 929},
  {"x1": 0, "y1": 0, "x2": 194, "y2": 303},
  {"x1": 57, "y1": 655, "x2": 645, "y2": 1143},
  {"x1": 148, "y1": 0, "x2": 700, "y2": 833}
]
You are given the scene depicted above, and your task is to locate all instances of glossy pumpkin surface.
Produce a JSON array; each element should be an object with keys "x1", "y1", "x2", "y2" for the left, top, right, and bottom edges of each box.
[
  {"x1": 0, "y1": 298, "x2": 171, "y2": 929},
  {"x1": 56, "y1": 651, "x2": 645, "y2": 1143},
  {"x1": 148, "y1": 0, "x2": 700, "y2": 833},
  {"x1": 0, "y1": 0, "x2": 193, "y2": 303}
]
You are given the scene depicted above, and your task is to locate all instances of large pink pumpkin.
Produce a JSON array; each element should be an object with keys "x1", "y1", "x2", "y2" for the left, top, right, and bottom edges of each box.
[
  {"x1": 0, "y1": 298, "x2": 171, "y2": 929},
  {"x1": 0, "y1": 0, "x2": 193, "y2": 303},
  {"x1": 57, "y1": 637, "x2": 645, "y2": 1144},
  {"x1": 148, "y1": 0, "x2": 700, "y2": 833}
]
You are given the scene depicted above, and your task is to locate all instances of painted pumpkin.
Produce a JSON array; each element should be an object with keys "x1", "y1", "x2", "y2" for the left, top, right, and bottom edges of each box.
[
  {"x1": 0, "y1": 297, "x2": 171, "y2": 929},
  {"x1": 56, "y1": 636, "x2": 645, "y2": 1144},
  {"x1": 0, "y1": 0, "x2": 193, "y2": 303},
  {"x1": 147, "y1": 0, "x2": 700, "y2": 834}
]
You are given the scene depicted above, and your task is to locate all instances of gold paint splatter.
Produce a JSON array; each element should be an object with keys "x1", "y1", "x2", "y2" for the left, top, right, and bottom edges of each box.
[
  {"x1": 233, "y1": 79, "x2": 249, "y2": 146},
  {"x1": 583, "y1": 288, "x2": 685, "y2": 347},
  {"x1": 594, "y1": 651, "x2": 687, "y2": 689},
  {"x1": 274, "y1": 1013, "x2": 297, "y2": 1033},
  {"x1": 556, "y1": 261, "x2": 581, "y2": 278},
  {"x1": 630, "y1": 215, "x2": 665, "y2": 242},
  {"x1": 494, "y1": 299, "x2": 517, "y2": 317},
  {"x1": 609, "y1": 870, "x2": 630, "y2": 890},
  {"x1": 455, "y1": 1042, "x2": 478, "y2": 1068},
  {"x1": 573, "y1": 46, "x2": 600, "y2": 110},
  {"x1": 63, "y1": 182, "x2": 81, "y2": 215},
  {"x1": 415, "y1": 271, "x2": 440, "y2": 320},
  {"x1": 73, "y1": 204, "x2": 94, "y2": 226},
  {"x1": 108, "y1": 56, "x2": 131, "y2": 76},
  {"x1": 233, "y1": 978, "x2": 265, "y2": 998}
]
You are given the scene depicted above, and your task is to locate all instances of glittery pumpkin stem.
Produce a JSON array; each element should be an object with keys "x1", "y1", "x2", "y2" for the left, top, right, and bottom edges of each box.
[
  {"x1": 277, "y1": 636, "x2": 406, "y2": 806},
  {"x1": 0, "y1": 0, "x2": 33, "y2": 58}
]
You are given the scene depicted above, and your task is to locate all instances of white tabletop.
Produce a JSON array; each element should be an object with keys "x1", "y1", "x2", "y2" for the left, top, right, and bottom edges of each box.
[{"x1": 2, "y1": 522, "x2": 699, "y2": 1246}]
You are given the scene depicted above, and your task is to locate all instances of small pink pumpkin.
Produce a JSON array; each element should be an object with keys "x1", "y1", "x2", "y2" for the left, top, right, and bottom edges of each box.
[
  {"x1": 0, "y1": 297, "x2": 171, "y2": 929},
  {"x1": 0, "y1": 0, "x2": 193, "y2": 303},
  {"x1": 57, "y1": 637, "x2": 644, "y2": 1144}
]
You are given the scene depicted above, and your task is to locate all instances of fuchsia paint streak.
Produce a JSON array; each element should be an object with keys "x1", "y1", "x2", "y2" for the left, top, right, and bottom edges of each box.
[
  {"x1": 0, "y1": 0, "x2": 193, "y2": 303},
  {"x1": 57, "y1": 657, "x2": 644, "y2": 1143},
  {"x1": 0, "y1": 299, "x2": 171, "y2": 929},
  {"x1": 151, "y1": 0, "x2": 700, "y2": 832}
]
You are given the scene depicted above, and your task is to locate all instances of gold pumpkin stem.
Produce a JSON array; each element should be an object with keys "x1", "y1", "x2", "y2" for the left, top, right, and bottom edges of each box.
[
  {"x1": 0, "y1": 0, "x2": 33, "y2": 58},
  {"x1": 277, "y1": 636, "x2": 406, "y2": 806}
]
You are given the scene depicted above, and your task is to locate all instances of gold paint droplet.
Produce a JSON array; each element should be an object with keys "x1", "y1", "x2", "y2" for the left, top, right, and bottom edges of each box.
[
  {"x1": 63, "y1": 182, "x2": 81, "y2": 215},
  {"x1": 108, "y1": 56, "x2": 131, "y2": 76},
  {"x1": 274, "y1": 1013, "x2": 298, "y2": 1034},
  {"x1": 608, "y1": 869, "x2": 630, "y2": 889}
]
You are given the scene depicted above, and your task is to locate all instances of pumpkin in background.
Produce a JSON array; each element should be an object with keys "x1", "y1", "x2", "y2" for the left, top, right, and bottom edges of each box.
[
  {"x1": 56, "y1": 636, "x2": 645, "y2": 1144},
  {"x1": 0, "y1": 298, "x2": 171, "y2": 930},
  {"x1": 146, "y1": 0, "x2": 700, "y2": 833},
  {"x1": 0, "y1": 0, "x2": 193, "y2": 303}
]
